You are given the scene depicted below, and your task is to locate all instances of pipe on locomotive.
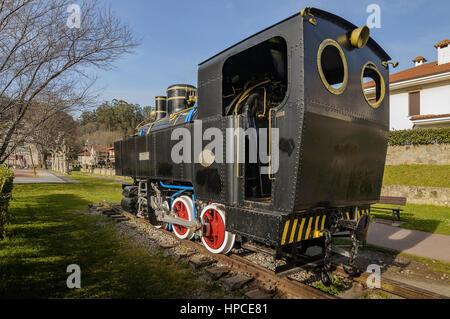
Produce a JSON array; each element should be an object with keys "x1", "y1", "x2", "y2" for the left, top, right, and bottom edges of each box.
[
  {"x1": 159, "y1": 180, "x2": 196, "y2": 234},
  {"x1": 154, "y1": 96, "x2": 168, "y2": 120}
]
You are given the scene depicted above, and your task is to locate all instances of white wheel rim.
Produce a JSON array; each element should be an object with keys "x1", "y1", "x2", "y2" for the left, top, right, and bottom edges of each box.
[
  {"x1": 223, "y1": 233, "x2": 236, "y2": 254},
  {"x1": 200, "y1": 204, "x2": 231, "y2": 254},
  {"x1": 172, "y1": 195, "x2": 195, "y2": 240}
]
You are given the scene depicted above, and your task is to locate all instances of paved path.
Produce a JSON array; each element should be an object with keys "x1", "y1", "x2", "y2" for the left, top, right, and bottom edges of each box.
[
  {"x1": 13, "y1": 170, "x2": 76, "y2": 184},
  {"x1": 367, "y1": 222, "x2": 450, "y2": 263}
]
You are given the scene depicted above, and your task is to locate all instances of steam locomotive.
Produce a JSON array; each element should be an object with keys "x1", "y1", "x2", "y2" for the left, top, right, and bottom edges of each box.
[{"x1": 115, "y1": 8, "x2": 392, "y2": 277}]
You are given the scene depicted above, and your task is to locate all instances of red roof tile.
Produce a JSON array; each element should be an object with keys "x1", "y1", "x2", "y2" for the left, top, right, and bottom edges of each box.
[
  {"x1": 434, "y1": 39, "x2": 450, "y2": 48},
  {"x1": 365, "y1": 61, "x2": 450, "y2": 88},
  {"x1": 412, "y1": 56, "x2": 427, "y2": 63},
  {"x1": 92, "y1": 145, "x2": 108, "y2": 153}
]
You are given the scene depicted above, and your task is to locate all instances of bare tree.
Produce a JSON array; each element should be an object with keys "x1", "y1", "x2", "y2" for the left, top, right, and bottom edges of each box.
[
  {"x1": 27, "y1": 103, "x2": 79, "y2": 169},
  {"x1": 0, "y1": 0, "x2": 138, "y2": 163}
]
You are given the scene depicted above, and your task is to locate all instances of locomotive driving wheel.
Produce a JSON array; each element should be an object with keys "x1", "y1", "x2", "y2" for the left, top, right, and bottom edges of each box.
[
  {"x1": 172, "y1": 196, "x2": 195, "y2": 240},
  {"x1": 200, "y1": 204, "x2": 235, "y2": 254}
]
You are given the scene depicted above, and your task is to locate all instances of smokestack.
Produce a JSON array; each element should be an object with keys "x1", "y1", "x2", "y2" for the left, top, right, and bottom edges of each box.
[
  {"x1": 154, "y1": 96, "x2": 167, "y2": 120},
  {"x1": 412, "y1": 56, "x2": 427, "y2": 67},
  {"x1": 434, "y1": 39, "x2": 450, "y2": 65}
]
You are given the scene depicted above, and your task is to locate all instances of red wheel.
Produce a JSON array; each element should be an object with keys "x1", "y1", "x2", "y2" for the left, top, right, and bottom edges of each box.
[
  {"x1": 200, "y1": 205, "x2": 232, "y2": 254},
  {"x1": 172, "y1": 196, "x2": 194, "y2": 240}
]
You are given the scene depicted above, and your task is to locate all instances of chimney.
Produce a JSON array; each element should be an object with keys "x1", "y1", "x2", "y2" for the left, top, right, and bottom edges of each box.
[
  {"x1": 434, "y1": 39, "x2": 450, "y2": 65},
  {"x1": 412, "y1": 56, "x2": 427, "y2": 67}
]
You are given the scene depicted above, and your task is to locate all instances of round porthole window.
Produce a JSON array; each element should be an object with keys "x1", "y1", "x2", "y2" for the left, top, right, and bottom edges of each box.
[
  {"x1": 361, "y1": 62, "x2": 386, "y2": 108},
  {"x1": 317, "y1": 38, "x2": 348, "y2": 95}
]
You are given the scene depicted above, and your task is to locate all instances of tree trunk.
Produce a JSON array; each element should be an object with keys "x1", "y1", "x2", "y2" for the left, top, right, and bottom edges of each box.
[{"x1": 42, "y1": 152, "x2": 48, "y2": 169}]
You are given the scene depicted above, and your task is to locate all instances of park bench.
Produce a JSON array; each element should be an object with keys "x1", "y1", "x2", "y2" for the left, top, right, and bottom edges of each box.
[{"x1": 371, "y1": 196, "x2": 407, "y2": 221}]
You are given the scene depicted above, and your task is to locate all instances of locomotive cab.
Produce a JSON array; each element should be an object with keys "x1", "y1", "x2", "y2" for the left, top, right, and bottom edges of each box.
[{"x1": 222, "y1": 36, "x2": 288, "y2": 201}]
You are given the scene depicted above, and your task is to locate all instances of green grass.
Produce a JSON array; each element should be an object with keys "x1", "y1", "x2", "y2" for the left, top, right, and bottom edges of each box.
[
  {"x1": 362, "y1": 290, "x2": 390, "y2": 299},
  {"x1": 311, "y1": 274, "x2": 346, "y2": 296},
  {"x1": 371, "y1": 203, "x2": 450, "y2": 235},
  {"x1": 0, "y1": 173, "x2": 225, "y2": 298},
  {"x1": 380, "y1": 164, "x2": 449, "y2": 236},
  {"x1": 383, "y1": 165, "x2": 450, "y2": 188},
  {"x1": 73, "y1": 171, "x2": 133, "y2": 183}
]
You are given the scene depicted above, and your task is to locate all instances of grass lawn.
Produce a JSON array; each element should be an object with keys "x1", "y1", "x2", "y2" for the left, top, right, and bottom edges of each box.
[
  {"x1": 71, "y1": 171, "x2": 133, "y2": 183},
  {"x1": 371, "y1": 203, "x2": 450, "y2": 236},
  {"x1": 0, "y1": 173, "x2": 227, "y2": 298},
  {"x1": 383, "y1": 164, "x2": 450, "y2": 188}
]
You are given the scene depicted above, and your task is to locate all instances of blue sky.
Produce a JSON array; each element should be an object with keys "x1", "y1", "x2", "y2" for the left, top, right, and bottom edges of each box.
[{"x1": 90, "y1": 0, "x2": 450, "y2": 109}]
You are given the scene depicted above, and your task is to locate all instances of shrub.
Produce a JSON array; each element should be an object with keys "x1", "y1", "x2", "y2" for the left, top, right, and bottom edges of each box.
[
  {"x1": 388, "y1": 128, "x2": 450, "y2": 146},
  {"x1": 0, "y1": 165, "x2": 14, "y2": 240}
]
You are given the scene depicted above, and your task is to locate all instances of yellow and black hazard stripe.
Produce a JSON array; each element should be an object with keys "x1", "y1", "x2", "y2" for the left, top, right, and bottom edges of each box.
[
  {"x1": 281, "y1": 214, "x2": 327, "y2": 246},
  {"x1": 357, "y1": 208, "x2": 370, "y2": 219},
  {"x1": 280, "y1": 207, "x2": 371, "y2": 246},
  {"x1": 343, "y1": 207, "x2": 370, "y2": 220}
]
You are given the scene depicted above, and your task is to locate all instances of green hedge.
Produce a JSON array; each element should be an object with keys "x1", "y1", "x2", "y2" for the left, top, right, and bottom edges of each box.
[
  {"x1": 0, "y1": 165, "x2": 14, "y2": 240},
  {"x1": 388, "y1": 128, "x2": 450, "y2": 146}
]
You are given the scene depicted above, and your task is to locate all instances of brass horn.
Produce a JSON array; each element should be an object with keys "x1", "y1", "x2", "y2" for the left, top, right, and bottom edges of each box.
[{"x1": 350, "y1": 26, "x2": 370, "y2": 49}]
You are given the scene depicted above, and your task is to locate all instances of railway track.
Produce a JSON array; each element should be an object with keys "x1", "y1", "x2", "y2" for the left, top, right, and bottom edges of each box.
[{"x1": 95, "y1": 201, "x2": 447, "y2": 300}]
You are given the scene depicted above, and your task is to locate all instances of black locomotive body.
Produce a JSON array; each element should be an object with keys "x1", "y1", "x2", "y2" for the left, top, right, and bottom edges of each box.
[{"x1": 115, "y1": 8, "x2": 392, "y2": 269}]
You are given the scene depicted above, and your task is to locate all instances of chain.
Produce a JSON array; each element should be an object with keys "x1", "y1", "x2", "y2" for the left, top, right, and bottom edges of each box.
[
  {"x1": 321, "y1": 229, "x2": 333, "y2": 285},
  {"x1": 348, "y1": 232, "x2": 360, "y2": 274}
]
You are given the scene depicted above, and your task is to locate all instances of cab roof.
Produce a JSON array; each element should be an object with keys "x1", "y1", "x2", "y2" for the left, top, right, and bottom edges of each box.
[{"x1": 199, "y1": 8, "x2": 391, "y2": 66}]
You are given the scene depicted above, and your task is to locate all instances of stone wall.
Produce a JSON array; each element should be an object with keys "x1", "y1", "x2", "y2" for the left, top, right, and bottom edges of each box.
[
  {"x1": 386, "y1": 144, "x2": 450, "y2": 165},
  {"x1": 381, "y1": 185, "x2": 450, "y2": 206}
]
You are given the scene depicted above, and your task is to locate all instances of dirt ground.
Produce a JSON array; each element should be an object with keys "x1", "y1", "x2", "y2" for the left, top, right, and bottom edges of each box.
[{"x1": 334, "y1": 246, "x2": 450, "y2": 298}]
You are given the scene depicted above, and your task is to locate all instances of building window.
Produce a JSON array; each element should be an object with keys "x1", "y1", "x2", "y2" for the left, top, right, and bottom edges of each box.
[{"x1": 409, "y1": 91, "x2": 420, "y2": 116}]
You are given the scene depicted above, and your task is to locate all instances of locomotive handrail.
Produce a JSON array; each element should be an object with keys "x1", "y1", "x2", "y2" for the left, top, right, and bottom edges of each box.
[
  {"x1": 136, "y1": 105, "x2": 197, "y2": 133},
  {"x1": 236, "y1": 114, "x2": 244, "y2": 179},
  {"x1": 257, "y1": 87, "x2": 267, "y2": 118},
  {"x1": 268, "y1": 107, "x2": 276, "y2": 181},
  {"x1": 143, "y1": 106, "x2": 196, "y2": 134}
]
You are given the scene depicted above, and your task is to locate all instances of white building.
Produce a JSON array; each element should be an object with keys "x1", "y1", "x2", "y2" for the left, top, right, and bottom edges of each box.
[
  {"x1": 77, "y1": 145, "x2": 109, "y2": 167},
  {"x1": 368, "y1": 39, "x2": 450, "y2": 130}
]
